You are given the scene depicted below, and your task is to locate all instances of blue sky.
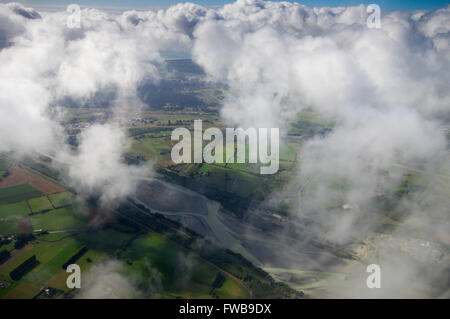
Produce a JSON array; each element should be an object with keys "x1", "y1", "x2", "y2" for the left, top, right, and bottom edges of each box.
[{"x1": 4, "y1": 0, "x2": 449, "y2": 11}]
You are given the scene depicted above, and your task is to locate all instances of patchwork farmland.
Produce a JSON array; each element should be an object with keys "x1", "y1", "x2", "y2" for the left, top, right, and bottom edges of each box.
[
  {"x1": 0, "y1": 167, "x2": 64, "y2": 195},
  {"x1": 0, "y1": 166, "x2": 77, "y2": 236},
  {"x1": 0, "y1": 161, "x2": 250, "y2": 299}
]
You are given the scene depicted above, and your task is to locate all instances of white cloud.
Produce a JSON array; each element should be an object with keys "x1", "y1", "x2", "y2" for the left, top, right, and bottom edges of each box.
[
  {"x1": 0, "y1": 0, "x2": 449, "y2": 297},
  {"x1": 61, "y1": 124, "x2": 149, "y2": 206},
  {"x1": 189, "y1": 0, "x2": 449, "y2": 297},
  {"x1": 75, "y1": 260, "x2": 143, "y2": 299}
]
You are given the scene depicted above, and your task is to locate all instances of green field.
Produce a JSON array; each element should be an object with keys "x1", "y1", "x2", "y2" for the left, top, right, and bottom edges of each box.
[
  {"x1": 215, "y1": 277, "x2": 248, "y2": 299},
  {"x1": 48, "y1": 192, "x2": 74, "y2": 208},
  {"x1": 0, "y1": 185, "x2": 43, "y2": 205},
  {"x1": 18, "y1": 240, "x2": 82, "y2": 284},
  {"x1": 0, "y1": 228, "x2": 130, "y2": 298},
  {"x1": 0, "y1": 105, "x2": 307, "y2": 299},
  {"x1": 74, "y1": 228, "x2": 134, "y2": 254},
  {"x1": 0, "y1": 219, "x2": 19, "y2": 235},
  {"x1": 0, "y1": 201, "x2": 30, "y2": 219},
  {"x1": 120, "y1": 233, "x2": 248, "y2": 299},
  {"x1": 130, "y1": 136, "x2": 171, "y2": 162},
  {"x1": 28, "y1": 196, "x2": 53, "y2": 213},
  {"x1": 0, "y1": 226, "x2": 248, "y2": 299},
  {"x1": 0, "y1": 235, "x2": 84, "y2": 298},
  {"x1": 197, "y1": 164, "x2": 260, "y2": 197},
  {"x1": 30, "y1": 207, "x2": 88, "y2": 231},
  {"x1": 128, "y1": 124, "x2": 300, "y2": 214}
]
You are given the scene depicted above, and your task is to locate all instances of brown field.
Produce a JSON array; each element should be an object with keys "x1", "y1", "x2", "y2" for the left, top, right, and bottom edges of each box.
[
  {"x1": 3, "y1": 281, "x2": 41, "y2": 299},
  {"x1": 46, "y1": 269, "x2": 69, "y2": 291},
  {"x1": 0, "y1": 167, "x2": 64, "y2": 195}
]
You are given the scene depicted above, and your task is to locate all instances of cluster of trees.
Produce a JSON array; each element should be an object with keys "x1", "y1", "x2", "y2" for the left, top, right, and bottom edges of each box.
[
  {"x1": 14, "y1": 234, "x2": 35, "y2": 250},
  {"x1": 209, "y1": 272, "x2": 226, "y2": 299},
  {"x1": 0, "y1": 250, "x2": 11, "y2": 264},
  {"x1": 10, "y1": 255, "x2": 39, "y2": 281},
  {"x1": 62, "y1": 246, "x2": 88, "y2": 270},
  {"x1": 122, "y1": 154, "x2": 146, "y2": 166},
  {"x1": 211, "y1": 272, "x2": 226, "y2": 289},
  {"x1": 0, "y1": 237, "x2": 11, "y2": 248}
]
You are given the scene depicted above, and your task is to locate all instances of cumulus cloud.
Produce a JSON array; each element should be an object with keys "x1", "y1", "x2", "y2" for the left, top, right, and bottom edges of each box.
[
  {"x1": 0, "y1": 1, "x2": 221, "y2": 203},
  {"x1": 190, "y1": 0, "x2": 449, "y2": 202},
  {"x1": 0, "y1": 78, "x2": 59, "y2": 154},
  {"x1": 6, "y1": 2, "x2": 41, "y2": 19},
  {"x1": 193, "y1": 1, "x2": 450, "y2": 126},
  {"x1": 0, "y1": 2, "x2": 179, "y2": 203},
  {"x1": 61, "y1": 124, "x2": 149, "y2": 206},
  {"x1": 75, "y1": 259, "x2": 150, "y2": 299},
  {"x1": 0, "y1": 0, "x2": 449, "y2": 297},
  {"x1": 189, "y1": 0, "x2": 450, "y2": 297},
  {"x1": 0, "y1": 3, "x2": 29, "y2": 49}
]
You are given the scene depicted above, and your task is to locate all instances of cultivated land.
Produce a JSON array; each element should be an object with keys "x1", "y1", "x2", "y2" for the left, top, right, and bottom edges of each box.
[
  {"x1": 2, "y1": 60, "x2": 448, "y2": 298},
  {"x1": 0, "y1": 160, "x2": 269, "y2": 299},
  {"x1": 28, "y1": 196, "x2": 53, "y2": 213},
  {"x1": 48, "y1": 192, "x2": 74, "y2": 209},
  {"x1": 0, "y1": 201, "x2": 30, "y2": 219},
  {"x1": 0, "y1": 167, "x2": 64, "y2": 195},
  {"x1": 0, "y1": 185, "x2": 42, "y2": 206}
]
